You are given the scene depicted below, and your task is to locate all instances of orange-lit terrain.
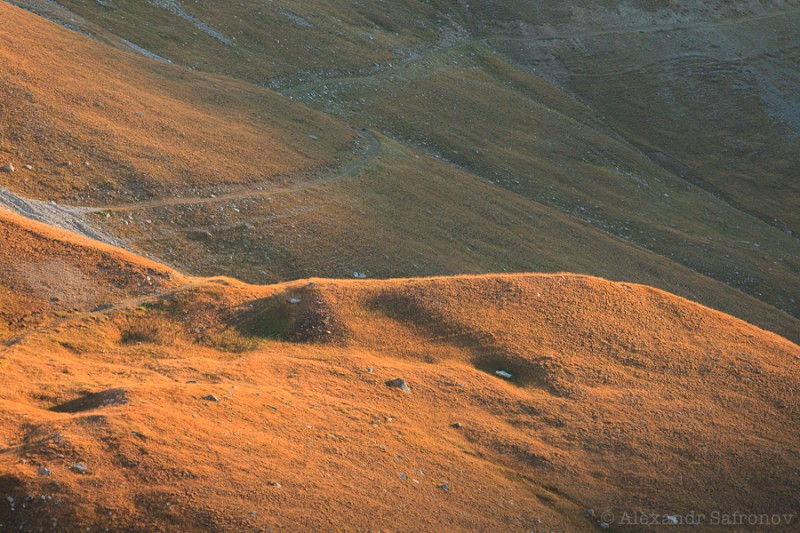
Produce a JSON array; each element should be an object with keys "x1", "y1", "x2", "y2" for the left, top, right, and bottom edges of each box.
[
  {"x1": 2, "y1": 211, "x2": 799, "y2": 531},
  {"x1": 0, "y1": 3, "x2": 355, "y2": 205},
  {"x1": 1, "y1": 0, "x2": 799, "y2": 531}
]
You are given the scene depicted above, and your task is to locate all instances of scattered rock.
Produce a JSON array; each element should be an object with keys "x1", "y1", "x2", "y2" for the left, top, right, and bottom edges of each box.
[
  {"x1": 38, "y1": 467, "x2": 51, "y2": 476},
  {"x1": 70, "y1": 463, "x2": 87, "y2": 474},
  {"x1": 438, "y1": 482, "x2": 450, "y2": 492},
  {"x1": 1, "y1": 163, "x2": 14, "y2": 172},
  {"x1": 600, "y1": 522, "x2": 610, "y2": 529},
  {"x1": 266, "y1": 405, "x2": 278, "y2": 411},
  {"x1": 186, "y1": 380, "x2": 198, "y2": 384},
  {"x1": 268, "y1": 481, "x2": 281, "y2": 488},
  {"x1": 186, "y1": 230, "x2": 213, "y2": 241},
  {"x1": 353, "y1": 272, "x2": 367, "y2": 279},
  {"x1": 495, "y1": 369, "x2": 513, "y2": 379},
  {"x1": 400, "y1": 473, "x2": 408, "y2": 480},
  {"x1": 385, "y1": 378, "x2": 411, "y2": 393},
  {"x1": 308, "y1": 134, "x2": 320, "y2": 141},
  {"x1": 367, "y1": 367, "x2": 373, "y2": 373},
  {"x1": 451, "y1": 422, "x2": 462, "y2": 429},
  {"x1": 585, "y1": 509, "x2": 596, "y2": 518},
  {"x1": 287, "y1": 298, "x2": 302, "y2": 304},
  {"x1": 202, "y1": 394, "x2": 220, "y2": 402}
]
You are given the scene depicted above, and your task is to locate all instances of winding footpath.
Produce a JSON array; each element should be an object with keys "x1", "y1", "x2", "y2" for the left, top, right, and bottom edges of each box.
[{"x1": 0, "y1": 129, "x2": 380, "y2": 245}]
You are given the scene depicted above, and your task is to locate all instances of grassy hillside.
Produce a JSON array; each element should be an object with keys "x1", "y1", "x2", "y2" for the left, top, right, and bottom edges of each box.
[
  {"x1": 480, "y1": 2, "x2": 800, "y2": 234},
  {"x1": 14, "y1": 0, "x2": 448, "y2": 82},
  {"x1": 0, "y1": 209, "x2": 183, "y2": 342},
  {"x1": 87, "y1": 133, "x2": 800, "y2": 343},
  {"x1": 283, "y1": 42, "x2": 800, "y2": 321},
  {"x1": 0, "y1": 2, "x2": 356, "y2": 205},
  {"x1": 1, "y1": 250, "x2": 798, "y2": 530},
  {"x1": 1, "y1": 0, "x2": 798, "y2": 344}
]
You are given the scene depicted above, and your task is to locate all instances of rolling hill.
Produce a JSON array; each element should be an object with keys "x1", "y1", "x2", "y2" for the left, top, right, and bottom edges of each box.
[{"x1": 1, "y1": 211, "x2": 799, "y2": 531}]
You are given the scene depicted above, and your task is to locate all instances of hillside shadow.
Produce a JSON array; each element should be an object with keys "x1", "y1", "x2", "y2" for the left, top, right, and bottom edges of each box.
[
  {"x1": 232, "y1": 294, "x2": 294, "y2": 340},
  {"x1": 0, "y1": 474, "x2": 77, "y2": 531},
  {"x1": 233, "y1": 286, "x2": 346, "y2": 344},
  {"x1": 50, "y1": 388, "x2": 128, "y2": 413},
  {"x1": 366, "y1": 289, "x2": 565, "y2": 395}
]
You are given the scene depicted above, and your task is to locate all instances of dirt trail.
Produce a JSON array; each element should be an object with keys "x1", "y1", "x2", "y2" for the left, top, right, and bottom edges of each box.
[
  {"x1": 0, "y1": 280, "x2": 203, "y2": 352},
  {"x1": 281, "y1": 7, "x2": 800, "y2": 94},
  {"x1": 0, "y1": 129, "x2": 379, "y2": 241},
  {"x1": 99, "y1": 129, "x2": 379, "y2": 213}
]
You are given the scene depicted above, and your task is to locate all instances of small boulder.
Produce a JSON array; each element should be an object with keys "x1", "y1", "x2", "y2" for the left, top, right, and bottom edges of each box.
[
  {"x1": 1, "y1": 163, "x2": 14, "y2": 172},
  {"x1": 38, "y1": 467, "x2": 51, "y2": 476},
  {"x1": 202, "y1": 394, "x2": 220, "y2": 402},
  {"x1": 451, "y1": 422, "x2": 462, "y2": 429},
  {"x1": 287, "y1": 298, "x2": 302, "y2": 304},
  {"x1": 385, "y1": 378, "x2": 411, "y2": 393}
]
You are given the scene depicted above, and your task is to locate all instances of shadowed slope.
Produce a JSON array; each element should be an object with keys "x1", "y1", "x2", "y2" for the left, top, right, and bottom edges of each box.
[{"x1": 463, "y1": 0, "x2": 800, "y2": 233}]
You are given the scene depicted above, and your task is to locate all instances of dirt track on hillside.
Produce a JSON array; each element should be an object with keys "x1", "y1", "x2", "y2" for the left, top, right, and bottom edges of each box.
[
  {"x1": 0, "y1": 129, "x2": 379, "y2": 242},
  {"x1": 99, "y1": 129, "x2": 380, "y2": 213}
]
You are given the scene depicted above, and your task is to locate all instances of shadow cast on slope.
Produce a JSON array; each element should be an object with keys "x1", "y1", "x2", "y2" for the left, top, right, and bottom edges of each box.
[{"x1": 365, "y1": 289, "x2": 569, "y2": 395}]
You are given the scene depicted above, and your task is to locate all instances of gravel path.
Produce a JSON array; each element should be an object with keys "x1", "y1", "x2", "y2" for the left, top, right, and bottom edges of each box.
[{"x1": 0, "y1": 185, "x2": 121, "y2": 245}]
